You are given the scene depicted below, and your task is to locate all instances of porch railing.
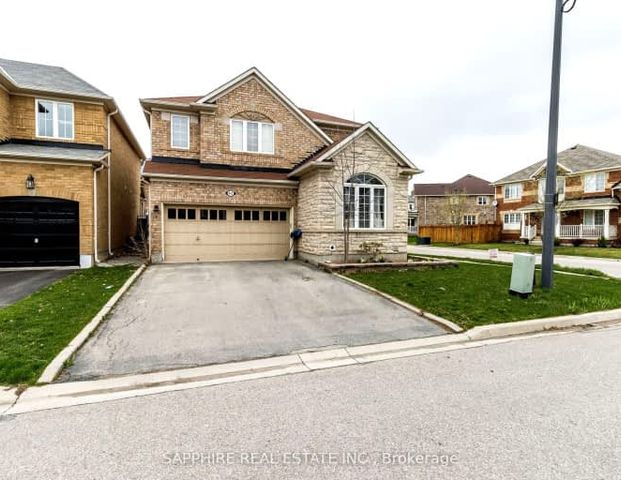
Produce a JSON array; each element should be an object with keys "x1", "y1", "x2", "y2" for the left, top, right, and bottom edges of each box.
[
  {"x1": 521, "y1": 225, "x2": 537, "y2": 240},
  {"x1": 558, "y1": 224, "x2": 617, "y2": 239}
]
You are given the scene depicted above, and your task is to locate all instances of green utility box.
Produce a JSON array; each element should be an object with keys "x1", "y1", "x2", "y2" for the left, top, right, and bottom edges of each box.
[{"x1": 509, "y1": 253, "x2": 536, "y2": 298}]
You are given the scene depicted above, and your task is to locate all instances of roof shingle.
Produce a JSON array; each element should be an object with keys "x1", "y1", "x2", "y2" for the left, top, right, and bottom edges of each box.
[
  {"x1": 414, "y1": 174, "x2": 493, "y2": 196},
  {"x1": 0, "y1": 58, "x2": 109, "y2": 98},
  {"x1": 495, "y1": 145, "x2": 621, "y2": 184}
]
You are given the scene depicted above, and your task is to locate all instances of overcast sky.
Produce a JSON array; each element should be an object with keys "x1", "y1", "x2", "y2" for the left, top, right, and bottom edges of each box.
[{"x1": 2, "y1": 0, "x2": 620, "y2": 184}]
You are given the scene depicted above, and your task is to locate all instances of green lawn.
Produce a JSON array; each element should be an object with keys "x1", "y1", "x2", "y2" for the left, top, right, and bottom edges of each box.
[
  {"x1": 347, "y1": 263, "x2": 621, "y2": 330},
  {"x1": 0, "y1": 265, "x2": 137, "y2": 385},
  {"x1": 411, "y1": 240, "x2": 621, "y2": 260}
]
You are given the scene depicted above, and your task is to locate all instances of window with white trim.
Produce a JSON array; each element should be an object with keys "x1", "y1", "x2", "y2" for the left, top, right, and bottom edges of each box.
[
  {"x1": 463, "y1": 215, "x2": 477, "y2": 225},
  {"x1": 344, "y1": 173, "x2": 385, "y2": 229},
  {"x1": 584, "y1": 210, "x2": 604, "y2": 226},
  {"x1": 538, "y1": 177, "x2": 565, "y2": 203},
  {"x1": 584, "y1": 172, "x2": 606, "y2": 193},
  {"x1": 503, "y1": 212, "x2": 522, "y2": 230},
  {"x1": 477, "y1": 196, "x2": 489, "y2": 206},
  {"x1": 503, "y1": 183, "x2": 522, "y2": 200},
  {"x1": 230, "y1": 119, "x2": 274, "y2": 154},
  {"x1": 36, "y1": 100, "x2": 74, "y2": 139},
  {"x1": 170, "y1": 114, "x2": 190, "y2": 149}
]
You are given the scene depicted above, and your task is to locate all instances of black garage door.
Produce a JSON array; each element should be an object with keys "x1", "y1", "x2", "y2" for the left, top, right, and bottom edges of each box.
[{"x1": 0, "y1": 196, "x2": 80, "y2": 267}]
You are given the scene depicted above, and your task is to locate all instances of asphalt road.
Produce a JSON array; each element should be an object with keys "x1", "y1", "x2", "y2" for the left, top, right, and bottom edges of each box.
[
  {"x1": 409, "y1": 244, "x2": 621, "y2": 278},
  {"x1": 2, "y1": 325, "x2": 620, "y2": 479},
  {"x1": 66, "y1": 262, "x2": 442, "y2": 380},
  {"x1": 0, "y1": 269, "x2": 72, "y2": 307}
]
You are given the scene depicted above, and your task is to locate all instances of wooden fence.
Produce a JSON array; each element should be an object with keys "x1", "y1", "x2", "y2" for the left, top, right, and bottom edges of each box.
[{"x1": 418, "y1": 224, "x2": 502, "y2": 244}]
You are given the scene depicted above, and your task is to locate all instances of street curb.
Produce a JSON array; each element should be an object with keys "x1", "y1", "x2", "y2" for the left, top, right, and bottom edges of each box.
[
  {"x1": 466, "y1": 308, "x2": 621, "y2": 340},
  {"x1": 5, "y1": 310, "x2": 621, "y2": 415},
  {"x1": 36, "y1": 264, "x2": 147, "y2": 385},
  {"x1": 333, "y1": 273, "x2": 463, "y2": 333},
  {"x1": 0, "y1": 387, "x2": 18, "y2": 414}
]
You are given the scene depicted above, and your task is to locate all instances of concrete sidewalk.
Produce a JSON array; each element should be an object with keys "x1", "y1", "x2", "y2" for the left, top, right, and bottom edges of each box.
[{"x1": 409, "y1": 245, "x2": 621, "y2": 278}]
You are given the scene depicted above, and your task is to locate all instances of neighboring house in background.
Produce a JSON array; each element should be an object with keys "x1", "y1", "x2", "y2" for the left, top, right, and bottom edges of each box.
[
  {"x1": 494, "y1": 145, "x2": 621, "y2": 244},
  {"x1": 0, "y1": 58, "x2": 144, "y2": 268},
  {"x1": 412, "y1": 175, "x2": 495, "y2": 227},
  {"x1": 407, "y1": 194, "x2": 418, "y2": 233},
  {"x1": 140, "y1": 67, "x2": 420, "y2": 264}
]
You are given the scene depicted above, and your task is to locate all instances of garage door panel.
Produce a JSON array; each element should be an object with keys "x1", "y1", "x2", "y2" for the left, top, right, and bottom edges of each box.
[
  {"x1": 0, "y1": 196, "x2": 79, "y2": 267},
  {"x1": 164, "y1": 206, "x2": 290, "y2": 263}
]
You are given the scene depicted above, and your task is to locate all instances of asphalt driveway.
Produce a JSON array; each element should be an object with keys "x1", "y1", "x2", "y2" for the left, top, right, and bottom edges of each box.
[
  {"x1": 0, "y1": 269, "x2": 72, "y2": 307},
  {"x1": 65, "y1": 262, "x2": 444, "y2": 380}
]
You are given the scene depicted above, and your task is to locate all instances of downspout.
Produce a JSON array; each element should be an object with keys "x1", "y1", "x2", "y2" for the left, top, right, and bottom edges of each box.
[
  {"x1": 93, "y1": 159, "x2": 107, "y2": 264},
  {"x1": 107, "y1": 108, "x2": 119, "y2": 257}
]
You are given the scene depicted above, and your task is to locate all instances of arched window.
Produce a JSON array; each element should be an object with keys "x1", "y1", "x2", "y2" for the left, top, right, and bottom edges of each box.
[{"x1": 344, "y1": 173, "x2": 385, "y2": 229}]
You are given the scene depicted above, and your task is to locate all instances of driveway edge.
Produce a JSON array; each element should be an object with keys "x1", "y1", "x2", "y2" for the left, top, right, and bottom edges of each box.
[
  {"x1": 6, "y1": 311, "x2": 621, "y2": 415},
  {"x1": 36, "y1": 264, "x2": 147, "y2": 385},
  {"x1": 333, "y1": 273, "x2": 463, "y2": 333}
]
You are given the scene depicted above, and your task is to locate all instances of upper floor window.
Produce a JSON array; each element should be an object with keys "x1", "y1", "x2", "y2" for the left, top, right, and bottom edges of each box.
[
  {"x1": 344, "y1": 173, "x2": 385, "y2": 229},
  {"x1": 584, "y1": 172, "x2": 606, "y2": 193},
  {"x1": 538, "y1": 177, "x2": 565, "y2": 203},
  {"x1": 230, "y1": 119, "x2": 274, "y2": 154},
  {"x1": 170, "y1": 114, "x2": 190, "y2": 149},
  {"x1": 503, "y1": 183, "x2": 522, "y2": 200},
  {"x1": 36, "y1": 100, "x2": 73, "y2": 139},
  {"x1": 477, "y1": 196, "x2": 489, "y2": 205}
]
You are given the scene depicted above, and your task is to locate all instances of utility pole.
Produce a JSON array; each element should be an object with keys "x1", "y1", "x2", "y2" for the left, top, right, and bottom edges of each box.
[{"x1": 541, "y1": 0, "x2": 576, "y2": 289}]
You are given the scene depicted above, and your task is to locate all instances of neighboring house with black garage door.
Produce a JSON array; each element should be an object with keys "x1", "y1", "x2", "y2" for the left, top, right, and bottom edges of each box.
[
  {"x1": 140, "y1": 68, "x2": 421, "y2": 264},
  {"x1": 0, "y1": 58, "x2": 144, "y2": 268}
]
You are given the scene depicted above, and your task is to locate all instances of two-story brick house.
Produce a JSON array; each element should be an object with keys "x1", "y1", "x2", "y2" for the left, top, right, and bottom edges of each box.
[
  {"x1": 412, "y1": 175, "x2": 495, "y2": 227},
  {"x1": 141, "y1": 68, "x2": 420, "y2": 263},
  {"x1": 494, "y1": 145, "x2": 621, "y2": 244},
  {"x1": 0, "y1": 58, "x2": 144, "y2": 267}
]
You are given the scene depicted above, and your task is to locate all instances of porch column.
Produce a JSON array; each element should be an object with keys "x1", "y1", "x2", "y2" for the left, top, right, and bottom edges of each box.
[
  {"x1": 604, "y1": 209, "x2": 610, "y2": 239},
  {"x1": 554, "y1": 211, "x2": 560, "y2": 238}
]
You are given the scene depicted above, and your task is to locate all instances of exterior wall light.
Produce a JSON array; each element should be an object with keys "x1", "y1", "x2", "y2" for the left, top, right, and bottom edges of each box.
[{"x1": 25, "y1": 174, "x2": 36, "y2": 190}]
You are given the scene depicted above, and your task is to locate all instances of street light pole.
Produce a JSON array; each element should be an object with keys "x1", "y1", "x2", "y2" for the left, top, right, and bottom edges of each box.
[{"x1": 541, "y1": 0, "x2": 576, "y2": 289}]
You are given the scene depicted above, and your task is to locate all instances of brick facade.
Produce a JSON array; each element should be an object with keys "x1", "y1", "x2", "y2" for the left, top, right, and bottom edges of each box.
[
  {"x1": 0, "y1": 88, "x2": 9, "y2": 141},
  {"x1": 0, "y1": 161, "x2": 96, "y2": 256},
  {"x1": 146, "y1": 179, "x2": 297, "y2": 261},
  {"x1": 109, "y1": 117, "x2": 141, "y2": 248},
  {"x1": 143, "y1": 71, "x2": 414, "y2": 263},
  {"x1": 416, "y1": 195, "x2": 495, "y2": 226},
  {"x1": 496, "y1": 168, "x2": 621, "y2": 241},
  {"x1": 10, "y1": 95, "x2": 107, "y2": 145},
  {"x1": 1, "y1": 89, "x2": 142, "y2": 266}
]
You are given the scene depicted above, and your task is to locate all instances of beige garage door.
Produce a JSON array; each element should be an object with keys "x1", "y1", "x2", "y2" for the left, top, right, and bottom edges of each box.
[{"x1": 164, "y1": 206, "x2": 291, "y2": 262}]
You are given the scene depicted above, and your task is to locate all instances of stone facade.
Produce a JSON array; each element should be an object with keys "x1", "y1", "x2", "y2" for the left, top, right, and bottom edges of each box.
[
  {"x1": 9, "y1": 95, "x2": 107, "y2": 145},
  {"x1": 416, "y1": 194, "x2": 495, "y2": 226},
  {"x1": 296, "y1": 132, "x2": 410, "y2": 263}
]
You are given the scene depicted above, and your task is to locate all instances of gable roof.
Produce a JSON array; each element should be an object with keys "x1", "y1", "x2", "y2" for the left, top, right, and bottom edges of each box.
[
  {"x1": 193, "y1": 67, "x2": 332, "y2": 144},
  {"x1": 0, "y1": 58, "x2": 144, "y2": 160},
  {"x1": 495, "y1": 145, "x2": 621, "y2": 184},
  {"x1": 414, "y1": 174, "x2": 493, "y2": 196},
  {"x1": 289, "y1": 122, "x2": 420, "y2": 177},
  {"x1": 0, "y1": 58, "x2": 110, "y2": 99}
]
